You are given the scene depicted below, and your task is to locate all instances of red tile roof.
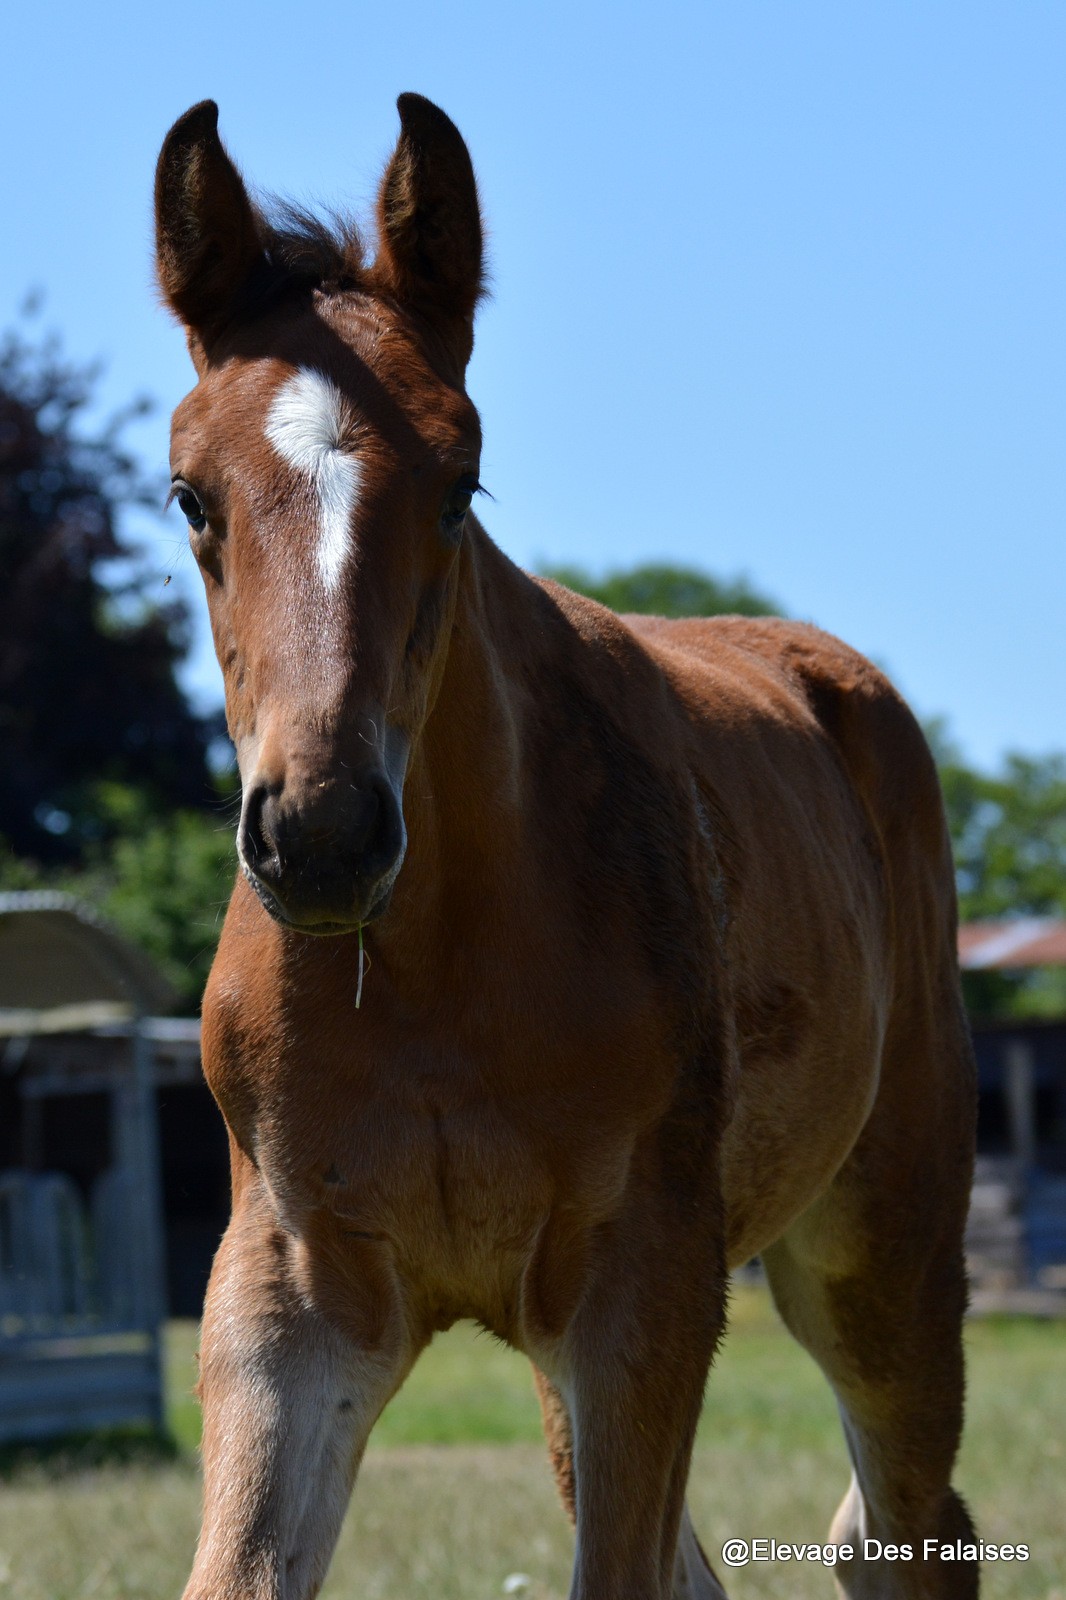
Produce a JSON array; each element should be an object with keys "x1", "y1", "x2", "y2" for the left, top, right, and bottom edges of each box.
[{"x1": 958, "y1": 919, "x2": 1066, "y2": 970}]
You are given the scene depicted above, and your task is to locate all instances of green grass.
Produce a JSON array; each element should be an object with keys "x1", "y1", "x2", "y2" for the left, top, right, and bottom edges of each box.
[
  {"x1": 165, "y1": 1280, "x2": 1066, "y2": 1458},
  {"x1": 166, "y1": 1287, "x2": 817, "y2": 1451},
  {"x1": 0, "y1": 1286, "x2": 1060, "y2": 1598},
  {"x1": 164, "y1": 1317, "x2": 548, "y2": 1452}
]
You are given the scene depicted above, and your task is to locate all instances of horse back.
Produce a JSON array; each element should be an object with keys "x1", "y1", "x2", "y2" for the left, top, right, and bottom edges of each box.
[{"x1": 631, "y1": 611, "x2": 956, "y2": 958}]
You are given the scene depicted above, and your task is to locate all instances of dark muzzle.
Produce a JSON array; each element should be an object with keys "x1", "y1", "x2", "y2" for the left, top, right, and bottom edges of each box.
[{"x1": 238, "y1": 770, "x2": 405, "y2": 932}]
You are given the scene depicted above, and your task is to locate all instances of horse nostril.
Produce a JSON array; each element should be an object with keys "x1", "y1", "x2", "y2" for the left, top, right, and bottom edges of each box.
[
  {"x1": 239, "y1": 784, "x2": 277, "y2": 879},
  {"x1": 356, "y1": 774, "x2": 403, "y2": 878}
]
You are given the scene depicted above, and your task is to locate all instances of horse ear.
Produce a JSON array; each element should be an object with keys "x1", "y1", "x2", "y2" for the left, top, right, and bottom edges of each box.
[
  {"x1": 372, "y1": 95, "x2": 484, "y2": 363},
  {"x1": 154, "y1": 101, "x2": 264, "y2": 351}
]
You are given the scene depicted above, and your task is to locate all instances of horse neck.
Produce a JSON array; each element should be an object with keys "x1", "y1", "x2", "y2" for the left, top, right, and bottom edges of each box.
[{"x1": 378, "y1": 523, "x2": 552, "y2": 964}]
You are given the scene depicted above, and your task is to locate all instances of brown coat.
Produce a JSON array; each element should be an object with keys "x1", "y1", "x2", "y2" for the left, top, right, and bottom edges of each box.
[{"x1": 155, "y1": 94, "x2": 978, "y2": 1600}]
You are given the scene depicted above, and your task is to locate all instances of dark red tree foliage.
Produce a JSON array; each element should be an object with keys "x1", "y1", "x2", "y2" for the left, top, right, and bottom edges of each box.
[{"x1": 0, "y1": 322, "x2": 213, "y2": 862}]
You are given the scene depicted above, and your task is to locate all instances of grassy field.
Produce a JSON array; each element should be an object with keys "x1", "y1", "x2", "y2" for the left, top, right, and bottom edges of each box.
[{"x1": 0, "y1": 1285, "x2": 1061, "y2": 1599}]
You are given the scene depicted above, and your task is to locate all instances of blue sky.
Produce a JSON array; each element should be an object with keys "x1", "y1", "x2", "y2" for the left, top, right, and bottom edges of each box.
[{"x1": 4, "y1": 0, "x2": 1062, "y2": 768}]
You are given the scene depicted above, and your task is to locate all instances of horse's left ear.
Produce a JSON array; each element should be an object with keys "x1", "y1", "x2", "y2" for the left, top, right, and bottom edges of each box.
[
  {"x1": 154, "y1": 100, "x2": 265, "y2": 359},
  {"x1": 372, "y1": 95, "x2": 484, "y2": 366}
]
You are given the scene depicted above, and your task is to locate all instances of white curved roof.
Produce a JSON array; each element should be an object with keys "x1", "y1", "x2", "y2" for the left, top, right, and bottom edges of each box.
[{"x1": 0, "y1": 893, "x2": 175, "y2": 1033}]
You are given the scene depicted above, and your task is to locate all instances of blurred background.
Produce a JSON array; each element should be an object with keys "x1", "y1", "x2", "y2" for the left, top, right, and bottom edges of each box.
[{"x1": 0, "y1": 3, "x2": 1063, "y2": 1595}]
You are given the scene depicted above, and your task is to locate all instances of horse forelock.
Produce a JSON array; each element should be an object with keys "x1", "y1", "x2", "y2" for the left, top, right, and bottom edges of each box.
[{"x1": 231, "y1": 204, "x2": 368, "y2": 325}]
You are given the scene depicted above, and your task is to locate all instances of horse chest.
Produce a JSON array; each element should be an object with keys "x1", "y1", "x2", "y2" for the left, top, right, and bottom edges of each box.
[
  {"x1": 203, "y1": 923, "x2": 696, "y2": 1325},
  {"x1": 250, "y1": 1081, "x2": 555, "y2": 1313},
  {"x1": 212, "y1": 1008, "x2": 655, "y2": 1332}
]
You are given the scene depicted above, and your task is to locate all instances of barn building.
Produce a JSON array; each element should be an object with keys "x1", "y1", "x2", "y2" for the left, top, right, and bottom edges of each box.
[
  {"x1": 0, "y1": 893, "x2": 222, "y2": 1439},
  {"x1": 960, "y1": 919, "x2": 1066, "y2": 1296}
]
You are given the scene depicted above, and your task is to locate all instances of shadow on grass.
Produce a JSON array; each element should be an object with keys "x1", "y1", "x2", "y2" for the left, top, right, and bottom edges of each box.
[{"x1": 0, "y1": 1424, "x2": 182, "y2": 1479}]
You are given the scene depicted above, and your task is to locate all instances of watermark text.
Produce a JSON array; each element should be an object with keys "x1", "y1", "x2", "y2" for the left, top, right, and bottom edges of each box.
[{"x1": 720, "y1": 1537, "x2": 1029, "y2": 1569}]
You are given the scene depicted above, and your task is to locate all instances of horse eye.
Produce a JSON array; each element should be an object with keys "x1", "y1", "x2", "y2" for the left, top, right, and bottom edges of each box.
[
  {"x1": 441, "y1": 476, "x2": 479, "y2": 538},
  {"x1": 172, "y1": 482, "x2": 207, "y2": 533}
]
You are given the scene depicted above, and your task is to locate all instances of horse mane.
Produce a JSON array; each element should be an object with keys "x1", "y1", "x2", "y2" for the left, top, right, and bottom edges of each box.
[{"x1": 237, "y1": 198, "x2": 368, "y2": 321}]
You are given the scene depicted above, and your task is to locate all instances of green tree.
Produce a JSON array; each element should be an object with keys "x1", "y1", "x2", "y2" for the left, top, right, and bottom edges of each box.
[
  {"x1": 0, "y1": 781, "x2": 236, "y2": 1012},
  {"x1": 89, "y1": 785, "x2": 236, "y2": 1006},
  {"x1": 541, "y1": 562, "x2": 781, "y2": 619}
]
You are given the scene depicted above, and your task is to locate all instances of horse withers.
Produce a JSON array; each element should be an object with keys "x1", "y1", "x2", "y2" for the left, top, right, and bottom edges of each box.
[{"x1": 154, "y1": 95, "x2": 978, "y2": 1600}]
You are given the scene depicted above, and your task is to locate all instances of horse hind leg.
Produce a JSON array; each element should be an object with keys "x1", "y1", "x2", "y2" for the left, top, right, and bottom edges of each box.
[
  {"x1": 762, "y1": 1011, "x2": 978, "y2": 1598},
  {"x1": 532, "y1": 1366, "x2": 576, "y2": 1524}
]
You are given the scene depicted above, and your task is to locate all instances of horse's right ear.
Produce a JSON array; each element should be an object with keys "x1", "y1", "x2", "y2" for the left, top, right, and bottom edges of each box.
[{"x1": 154, "y1": 101, "x2": 264, "y2": 354}]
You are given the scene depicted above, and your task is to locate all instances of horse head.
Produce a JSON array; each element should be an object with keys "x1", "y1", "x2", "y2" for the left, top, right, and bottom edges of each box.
[{"x1": 155, "y1": 96, "x2": 484, "y2": 933}]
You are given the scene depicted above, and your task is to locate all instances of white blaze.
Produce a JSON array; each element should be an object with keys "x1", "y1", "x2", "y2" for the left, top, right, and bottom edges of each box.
[{"x1": 264, "y1": 368, "x2": 360, "y2": 591}]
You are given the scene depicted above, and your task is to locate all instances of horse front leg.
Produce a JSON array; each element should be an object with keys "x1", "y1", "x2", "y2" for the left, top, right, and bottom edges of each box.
[
  {"x1": 185, "y1": 1186, "x2": 411, "y2": 1600},
  {"x1": 532, "y1": 1172, "x2": 730, "y2": 1600},
  {"x1": 533, "y1": 1368, "x2": 727, "y2": 1600}
]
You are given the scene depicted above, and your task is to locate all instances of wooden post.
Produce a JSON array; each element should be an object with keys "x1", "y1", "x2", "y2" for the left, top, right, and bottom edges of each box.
[
  {"x1": 1004, "y1": 1038, "x2": 1037, "y2": 1287},
  {"x1": 131, "y1": 1018, "x2": 167, "y2": 1429},
  {"x1": 1004, "y1": 1039, "x2": 1037, "y2": 1170},
  {"x1": 108, "y1": 1020, "x2": 167, "y2": 1428}
]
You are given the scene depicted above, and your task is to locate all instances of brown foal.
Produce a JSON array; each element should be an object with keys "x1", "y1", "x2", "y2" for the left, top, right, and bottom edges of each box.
[{"x1": 154, "y1": 95, "x2": 978, "y2": 1600}]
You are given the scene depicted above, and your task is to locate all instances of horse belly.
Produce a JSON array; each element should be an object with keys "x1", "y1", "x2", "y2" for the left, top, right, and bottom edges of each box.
[
  {"x1": 719, "y1": 963, "x2": 887, "y2": 1266},
  {"x1": 703, "y1": 796, "x2": 891, "y2": 1266}
]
